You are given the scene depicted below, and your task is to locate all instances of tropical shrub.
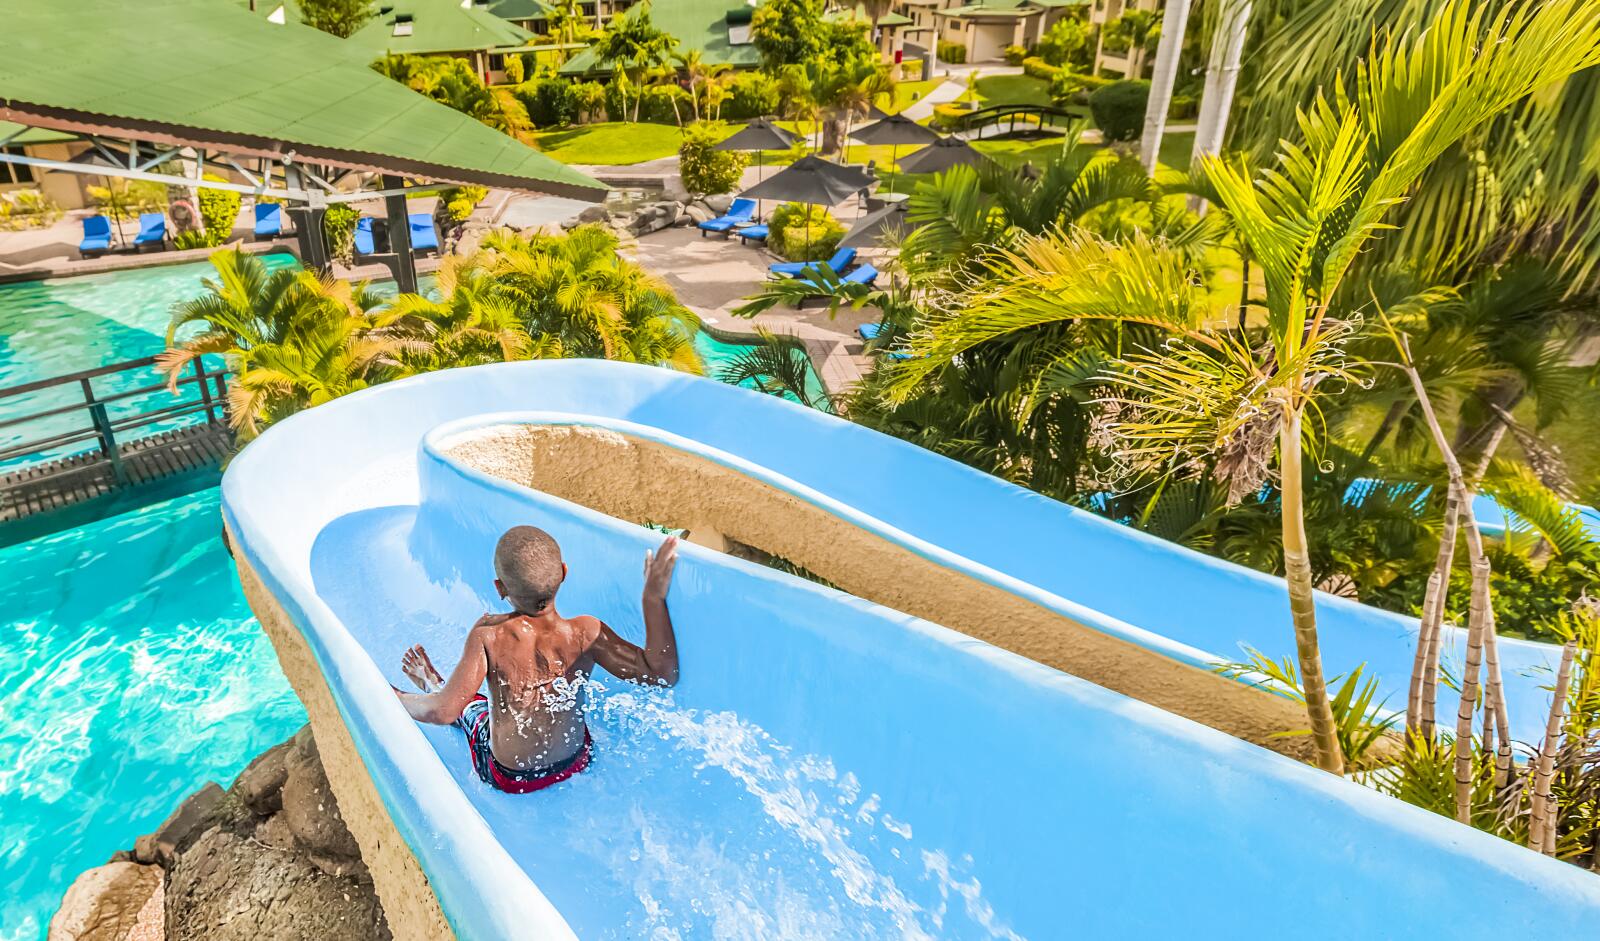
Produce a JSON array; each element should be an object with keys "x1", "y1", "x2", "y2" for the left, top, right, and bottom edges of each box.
[
  {"x1": 638, "y1": 84, "x2": 693, "y2": 124},
  {"x1": 1022, "y1": 56, "x2": 1062, "y2": 81},
  {"x1": 373, "y1": 54, "x2": 519, "y2": 133},
  {"x1": 931, "y1": 101, "x2": 974, "y2": 130},
  {"x1": 515, "y1": 75, "x2": 580, "y2": 127},
  {"x1": 572, "y1": 81, "x2": 607, "y2": 121},
  {"x1": 767, "y1": 202, "x2": 844, "y2": 262},
  {"x1": 1087, "y1": 79, "x2": 1148, "y2": 141},
  {"x1": 937, "y1": 41, "x2": 967, "y2": 64},
  {"x1": 1036, "y1": 16, "x2": 1091, "y2": 69},
  {"x1": 322, "y1": 203, "x2": 360, "y2": 265},
  {"x1": 1168, "y1": 93, "x2": 1198, "y2": 120},
  {"x1": 503, "y1": 53, "x2": 526, "y2": 85},
  {"x1": 297, "y1": 0, "x2": 374, "y2": 38},
  {"x1": 0, "y1": 190, "x2": 63, "y2": 230},
  {"x1": 1004, "y1": 45, "x2": 1028, "y2": 66},
  {"x1": 898, "y1": 59, "x2": 924, "y2": 81},
  {"x1": 198, "y1": 174, "x2": 241, "y2": 246},
  {"x1": 678, "y1": 122, "x2": 749, "y2": 195},
  {"x1": 723, "y1": 71, "x2": 781, "y2": 119}
]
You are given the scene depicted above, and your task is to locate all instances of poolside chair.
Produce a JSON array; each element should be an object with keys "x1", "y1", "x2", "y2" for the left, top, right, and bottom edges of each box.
[
  {"x1": 353, "y1": 217, "x2": 375, "y2": 256},
  {"x1": 254, "y1": 203, "x2": 283, "y2": 239},
  {"x1": 697, "y1": 198, "x2": 757, "y2": 237},
  {"x1": 770, "y1": 246, "x2": 857, "y2": 279},
  {"x1": 79, "y1": 215, "x2": 113, "y2": 256},
  {"x1": 797, "y1": 263, "x2": 879, "y2": 295},
  {"x1": 856, "y1": 319, "x2": 889, "y2": 340},
  {"x1": 408, "y1": 213, "x2": 439, "y2": 253},
  {"x1": 134, "y1": 213, "x2": 167, "y2": 250},
  {"x1": 735, "y1": 224, "x2": 768, "y2": 245}
]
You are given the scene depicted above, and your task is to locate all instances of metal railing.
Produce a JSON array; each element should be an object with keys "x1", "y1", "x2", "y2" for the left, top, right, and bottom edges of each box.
[
  {"x1": 0, "y1": 355, "x2": 231, "y2": 485},
  {"x1": 954, "y1": 103, "x2": 1084, "y2": 137}
]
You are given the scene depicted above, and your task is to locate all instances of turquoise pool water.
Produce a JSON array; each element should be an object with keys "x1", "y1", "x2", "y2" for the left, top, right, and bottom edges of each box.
[
  {"x1": 0, "y1": 255, "x2": 299, "y2": 462},
  {"x1": 693, "y1": 329, "x2": 829, "y2": 406},
  {"x1": 0, "y1": 489, "x2": 304, "y2": 941}
]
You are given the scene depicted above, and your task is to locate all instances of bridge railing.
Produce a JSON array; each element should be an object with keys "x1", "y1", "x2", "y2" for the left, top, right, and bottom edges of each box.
[
  {"x1": 0, "y1": 356, "x2": 231, "y2": 484},
  {"x1": 953, "y1": 103, "x2": 1086, "y2": 137}
]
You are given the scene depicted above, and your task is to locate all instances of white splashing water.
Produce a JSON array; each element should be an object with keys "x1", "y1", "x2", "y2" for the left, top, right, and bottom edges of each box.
[{"x1": 546, "y1": 681, "x2": 1029, "y2": 941}]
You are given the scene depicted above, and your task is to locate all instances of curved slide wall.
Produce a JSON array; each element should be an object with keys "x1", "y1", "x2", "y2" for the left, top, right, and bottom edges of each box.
[{"x1": 221, "y1": 360, "x2": 1597, "y2": 939}]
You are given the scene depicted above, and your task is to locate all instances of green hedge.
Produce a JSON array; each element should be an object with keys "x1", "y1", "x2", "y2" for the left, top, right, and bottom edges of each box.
[
  {"x1": 679, "y1": 122, "x2": 749, "y2": 195},
  {"x1": 1088, "y1": 79, "x2": 1149, "y2": 142},
  {"x1": 1004, "y1": 45, "x2": 1028, "y2": 66},
  {"x1": 323, "y1": 203, "x2": 359, "y2": 265},
  {"x1": 937, "y1": 40, "x2": 967, "y2": 64},
  {"x1": 198, "y1": 174, "x2": 240, "y2": 246},
  {"x1": 1022, "y1": 56, "x2": 1061, "y2": 81},
  {"x1": 1049, "y1": 69, "x2": 1114, "y2": 106},
  {"x1": 513, "y1": 76, "x2": 580, "y2": 128}
]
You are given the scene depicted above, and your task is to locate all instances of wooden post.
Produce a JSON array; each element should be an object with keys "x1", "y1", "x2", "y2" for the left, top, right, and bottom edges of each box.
[
  {"x1": 194, "y1": 357, "x2": 217, "y2": 426},
  {"x1": 382, "y1": 174, "x2": 418, "y2": 296},
  {"x1": 83, "y1": 377, "x2": 126, "y2": 485}
]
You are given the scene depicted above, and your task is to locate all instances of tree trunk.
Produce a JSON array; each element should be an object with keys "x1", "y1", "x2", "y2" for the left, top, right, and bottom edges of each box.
[
  {"x1": 1188, "y1": 0, "x2": 1252, "y2": 211},
  {"x1": 1408, "y1": 494, "x2": 1460, "y2": 737},
  {"x1": 1528, "y1": 640, "x2": 1576, "y2": 853},
  {"x1": 1137, "y1": 0, "x2": 1193, "y2": 173},
  {"x1": 1280, "y1": 413, "x2": 1345, "y2": 774},
  {"x1": 1453, "y1": 554, "x2": 1491, "y2": 823}
]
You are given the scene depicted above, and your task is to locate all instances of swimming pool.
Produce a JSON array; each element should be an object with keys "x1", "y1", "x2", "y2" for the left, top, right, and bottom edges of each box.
[{"x1": 0, "y1": 488, "x2": 304, "y2": 941}]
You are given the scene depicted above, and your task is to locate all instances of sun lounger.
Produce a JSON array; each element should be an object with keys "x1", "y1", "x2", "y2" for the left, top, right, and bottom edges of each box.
[
  {"x1": 771, "y1": 247, "x2": 857, "y2": 279},
  {"x1": 697, "y1": 198, "x2": 757, "y2": 237},
  {"x1": 354, "y1": 217, "x2": 375, "y2": 256},
  {"x1": 134, "y1": 212, "x2": 167, "y2": 250},
  {"x1": 857, "y1": 320, "x2": 889, "y2": 340},
  {"x1": 79, "y1": 215, "x2": 113, "y2": 256},
  {"x1": 736, "y1": 224, "x2": 768, "y2": 245},
  {"x1": 254, "y1": 203, "x2": 283, "y2": 239},
  {"x1": 408, "y1": 213, "x2": 439, "y2": 253}
]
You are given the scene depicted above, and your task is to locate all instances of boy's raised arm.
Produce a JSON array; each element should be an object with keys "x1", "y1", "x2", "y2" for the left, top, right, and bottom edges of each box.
[
  {"x1": 591, "y1": 535, "x2": 680, "y2": 687},
  {"x1": 395, "y1": 622, "x2": 492, "y2": 724}
]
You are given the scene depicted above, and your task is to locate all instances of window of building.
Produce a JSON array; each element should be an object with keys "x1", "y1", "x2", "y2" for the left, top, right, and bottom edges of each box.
[{"x1": 0, "y1": 146, "x2": 36, "y2": 185}]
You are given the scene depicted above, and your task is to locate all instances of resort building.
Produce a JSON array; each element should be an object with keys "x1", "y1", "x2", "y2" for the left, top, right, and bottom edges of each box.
[
  {"x1": 916, "y1": 0, "x2": 1083, "y2": 63},
  {"x1": 559, "y1": 0, "x2": 763, "y2": 74},
  {"x1": 247, "y1": 0, "x2": 537, "y2": 81},
  {"x1": 1088, "y1": 0, "x2": 1158, "y2": 76},
  {"x1": 0, "y1": 122, "x2": 93, "y2": 210}
]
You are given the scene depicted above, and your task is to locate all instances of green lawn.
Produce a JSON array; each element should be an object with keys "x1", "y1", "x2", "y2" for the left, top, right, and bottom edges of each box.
[
  {"x1": 881, "y1": 79, "x2": 946, "y2": 113},
  {"x1": 970, "y1": 74, "x2": 1054, "y2": 108},
  {"x1": 527, "y1": 122, "x2": 691, "y2": 164}
]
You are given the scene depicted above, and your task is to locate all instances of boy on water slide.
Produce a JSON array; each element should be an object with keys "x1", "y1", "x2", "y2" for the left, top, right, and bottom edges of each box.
[{"x1": 394, "y1": 526, "x2": 680, "y2": 793}]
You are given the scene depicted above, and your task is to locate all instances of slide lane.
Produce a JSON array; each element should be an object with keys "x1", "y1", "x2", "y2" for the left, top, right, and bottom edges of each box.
[{"x1": 221, "y1": 360, "x2": 1596, "y2": 939}]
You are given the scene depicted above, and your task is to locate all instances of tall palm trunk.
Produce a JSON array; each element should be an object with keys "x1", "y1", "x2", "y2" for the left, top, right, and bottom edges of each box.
[
  {"x1": 1188, "y1": 0, "x2": 1252, "y2": 210},
  {"x1": 1138, "y1": 0, "x2": 1193, "y2": 173},
  {"x1": 1409, "y1": 493, "x2": 1459, "y2": 736},
  {"x1": 1280, "y1": 411, "x2": 1345, "y2": 774},
  {"x1": 1528, "y1": 639, "x2": 1576, "y2": 852}
]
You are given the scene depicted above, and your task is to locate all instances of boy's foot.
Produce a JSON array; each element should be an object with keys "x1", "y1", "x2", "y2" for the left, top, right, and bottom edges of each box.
[{"x1": 402, "y1": 644, "x2": 447, "y2": 693}]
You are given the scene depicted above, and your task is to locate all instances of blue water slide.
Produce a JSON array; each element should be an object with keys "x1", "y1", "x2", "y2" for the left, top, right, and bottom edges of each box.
[{"x1": 222, "y1": 360, "x2": 1597, "y2": 939}]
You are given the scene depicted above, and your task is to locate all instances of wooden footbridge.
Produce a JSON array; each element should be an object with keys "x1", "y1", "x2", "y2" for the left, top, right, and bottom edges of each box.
[{"x1": 0, "y1": 356, "x2": 233, "y2": 543}]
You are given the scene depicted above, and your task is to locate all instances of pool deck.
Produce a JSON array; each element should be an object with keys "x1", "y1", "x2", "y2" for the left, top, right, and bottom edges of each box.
[{"x1": 628, "y1": 226, "x2": 879, "y2": 394}]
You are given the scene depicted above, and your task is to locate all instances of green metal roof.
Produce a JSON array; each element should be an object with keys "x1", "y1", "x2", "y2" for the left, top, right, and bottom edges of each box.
[
  {"x1": 0, "y1": 0, "x2": 603, "y2": 198},
  {"x1": 826, "y1": 5, "x2": 913, "y2": 27},
  {"x1": 348, "y1": 0, "x2": 537, "y2": 57},
  {"x1": 481, "y1": 0, "x2": 559, "y2": 22},
  {"x1": 0, "y1": 121, "x2": 77, "y2": 145},
  {"x1": 560, "y1": 0, "x2": 762, "y2": 74}
]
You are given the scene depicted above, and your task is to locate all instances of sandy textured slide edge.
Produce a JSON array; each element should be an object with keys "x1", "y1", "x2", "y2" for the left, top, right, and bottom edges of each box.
[{"x1": 230, "y1": 534, "x2": 456, "y2": 941}]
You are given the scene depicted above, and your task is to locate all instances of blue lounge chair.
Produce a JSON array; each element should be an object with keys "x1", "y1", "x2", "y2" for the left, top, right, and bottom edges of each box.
[
  {"x1": 354, "y1": 217, "x2": 375, "y2": 256},
  {"x1": 697, "y1": 198, "x2": 757, "y2": 237},
  {"x1": 134, "y1": 212, "x2": 167, "y2": 250},
  {"x1": 735, "y1": 224, "x2": 768, "y2": 245},
  {"x1": 770, "y1": 247, "x2": 857, "y2": 279},
  {"x1": 79, "y1": 215, "x2": 113, "y2": 256},
  {"x1": 408, "y1": 213, "x2": 439, "y2": 252},
  {"x1": 254, "y1": 203, "x2": 282, "y2": 239},
  {"x1": 798, "y1": 263, "x2": 879, "y2": 296},
  {"x1": 857, "y1": 320, "x2": 889, "y2": 340}
]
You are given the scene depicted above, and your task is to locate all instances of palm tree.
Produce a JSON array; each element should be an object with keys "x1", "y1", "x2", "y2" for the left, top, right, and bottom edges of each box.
[
  {"x1": 717, "y1": 330, "x2": 834, "y2": 411},
  {"x1": 886, "y1": 0, "x2": 1600, "y2": 774},
  {"x1": 595, "y1": 4, "x2": 676, "y2": 123},
  {"x1": 159, "y1": 249, "x2": 392, "y2": 442},
  {"x1": 383, "y1": 253, "x2": 533, "y2": 374},
  {"x1": 1138, "y1": 0, "x2": 1194, "y2": 172},
  {"x1": 676, "y1": 49, "x2": 731, "y2": 122},
  {"x1": 482, "y1": 225, "x2": 702, "y2": 372}
]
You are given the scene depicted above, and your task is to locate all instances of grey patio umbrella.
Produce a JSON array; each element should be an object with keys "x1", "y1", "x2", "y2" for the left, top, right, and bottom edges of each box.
[
  {"x1": 850, "y1": 113, "x2": 942, "y2": 173},
  {"x1": 839, "y1": 201, "x2": 910, "y2": 250},
  {"x1": 70, "y1": 144, "x2": 136, "y2": 245},
  {"x1": 740, "y1": 155, "x2": 876, "y2": 258},
  {"x1": 714, "y1": 118, "x2": 805, "y2": 218},
  {"x1": 712, "y1": 117, "x2": 803, "y2": 153},
  {"x1": 897, "y1": 137, "x2": 990, "y2": 175}
]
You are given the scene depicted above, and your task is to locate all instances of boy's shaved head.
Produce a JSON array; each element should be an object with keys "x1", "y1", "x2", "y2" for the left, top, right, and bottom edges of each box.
[{"x1": 494, "y1": 526, "x2": 564, "y2": 614}]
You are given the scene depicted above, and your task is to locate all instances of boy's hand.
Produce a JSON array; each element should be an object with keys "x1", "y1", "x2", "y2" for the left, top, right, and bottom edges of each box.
[{"x1": 643, "y1": 535, "x2": 678, "y2": 602}]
